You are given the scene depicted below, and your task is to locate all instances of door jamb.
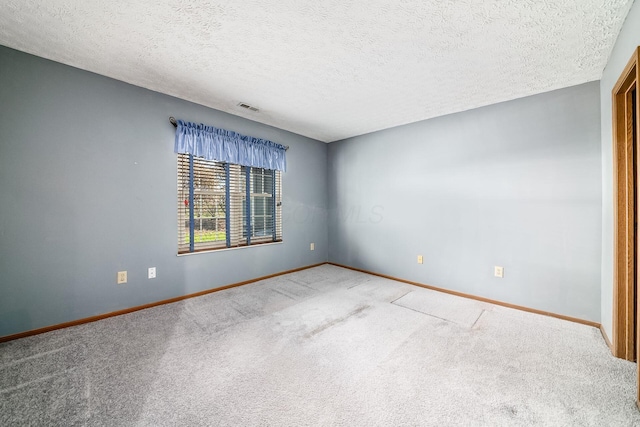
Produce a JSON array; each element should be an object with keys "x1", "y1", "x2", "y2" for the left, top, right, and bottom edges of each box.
[{"x1": 612, "y1": 47, "x2": 640, "y2": 406}]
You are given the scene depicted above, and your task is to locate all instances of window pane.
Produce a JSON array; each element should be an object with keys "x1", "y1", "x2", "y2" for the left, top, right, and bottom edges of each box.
[
  {"x1": 178, "y1": 154, "x2": 227, "y2": 253},
  {"x1": 254, "y1": 197, "x2": 265, "y2": 216},
  {"x1": 253, "y1": 172, "x2": 263, "y2": 193},
  {"x1": 242, "y1": 198, "x2": 247, "y2": 238},
  {"x1": 188, "y1": 194, "x2": 226, "y2": 244},
  {"x1": 254, "y1": 217, "x2": 265, "y2": 236},
  {"x1": 178, "y1": 155, "x2": 282, "y2": 252},
  {"x1": 264, "y1": 215, "x2": 273, "y2": 236},
  {"x1": 264, "y1": 173, "x2": 273, "y2": 192}
]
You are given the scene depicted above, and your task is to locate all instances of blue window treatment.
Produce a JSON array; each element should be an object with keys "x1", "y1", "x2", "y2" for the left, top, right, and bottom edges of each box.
[{"x1": 174, "y1": 119, "x2": 287, "y2": 171}]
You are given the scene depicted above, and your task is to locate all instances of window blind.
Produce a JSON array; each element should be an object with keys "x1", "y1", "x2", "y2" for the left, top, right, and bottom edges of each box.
[{"x1": 178, "y1": 154, "x2": 282, "y2": 254}]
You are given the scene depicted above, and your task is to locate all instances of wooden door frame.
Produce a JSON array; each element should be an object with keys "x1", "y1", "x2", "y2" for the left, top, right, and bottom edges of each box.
[
  {"x1": 612, "y1": 46, "x2": 640, "y2": 410},
  {"x1": 613, "y1": 47, "x2": 639, "y2": 363}
]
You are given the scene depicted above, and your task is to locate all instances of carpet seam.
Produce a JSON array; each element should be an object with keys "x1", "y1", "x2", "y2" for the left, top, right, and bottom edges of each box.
[
  {"x1": 329, "y1": 262, "x2": 601, "y2": 329},
  {"x1": 390, "y1": 300, "x2": 472, "y2": 327},
  {"x1": 0, "y1": 368, "x2": 75, "y2": 394}
]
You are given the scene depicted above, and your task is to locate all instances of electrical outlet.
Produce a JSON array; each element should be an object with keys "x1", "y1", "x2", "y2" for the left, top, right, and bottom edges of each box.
[
  {"x1": 494, "y1": 266, "x2": 504, "y2": 278},
  {"x1": 417, "y1": 255, "x2": 423, "y2": 264},
  {"x1": 117, "y1": 271, "x2": 127, "y2": 284},
  {"x1": 310, "y1": 243, "x2": 315, "y2": 251},
  {"x1": 148, "y1": 267, "x2": 156, "y2": 279}
]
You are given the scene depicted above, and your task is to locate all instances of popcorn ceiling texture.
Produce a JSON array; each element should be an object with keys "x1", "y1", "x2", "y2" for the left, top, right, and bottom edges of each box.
[{"x1": 0, "y1": 0, "x2": 634, "y2": 142}]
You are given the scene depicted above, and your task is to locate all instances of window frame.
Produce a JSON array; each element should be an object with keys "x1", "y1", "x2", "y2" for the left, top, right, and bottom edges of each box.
[{"x1": 177, "y1": 153, "x2": 282, "y2": 254}]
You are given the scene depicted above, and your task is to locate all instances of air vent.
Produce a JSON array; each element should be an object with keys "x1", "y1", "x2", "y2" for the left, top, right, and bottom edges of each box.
[{"x1": 237, "y1": 102, "x2": 259, "y2": 112}]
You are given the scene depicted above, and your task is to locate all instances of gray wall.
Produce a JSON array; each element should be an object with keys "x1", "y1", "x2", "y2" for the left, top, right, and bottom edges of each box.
[
  {"x1": 328, "y1": 82, "x2": 602, "y2": 322},
  {"x1": 0, "y1": 46, "x2": 328, "y2": 338},
  {"x1": 600, "y1": 0, "x2": 640, "y2": 339}
]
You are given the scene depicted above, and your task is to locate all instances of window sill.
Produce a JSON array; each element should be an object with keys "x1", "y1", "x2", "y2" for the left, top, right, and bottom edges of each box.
[{"x1": 176, "y1": 240, "x2": 283, "y2": 257}]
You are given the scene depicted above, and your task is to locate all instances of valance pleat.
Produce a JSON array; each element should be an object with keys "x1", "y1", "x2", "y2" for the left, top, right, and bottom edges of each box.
[{"x1": 174, "y1": 120, "x2": 287, "y2": 171}]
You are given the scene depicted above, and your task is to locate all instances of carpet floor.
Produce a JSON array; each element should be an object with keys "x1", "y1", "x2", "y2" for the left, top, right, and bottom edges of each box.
[{"x1": 1, "y1": 264, "x2": 638, "y2": 426}]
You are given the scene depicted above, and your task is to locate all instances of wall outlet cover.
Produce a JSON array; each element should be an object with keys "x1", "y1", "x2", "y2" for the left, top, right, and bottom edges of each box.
[{"x1": 117, "y1": 271, "x2": 127, "y2": 284}]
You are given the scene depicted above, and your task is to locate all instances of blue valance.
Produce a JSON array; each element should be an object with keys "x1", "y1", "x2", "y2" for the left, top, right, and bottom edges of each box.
[{"x1": 174, "y1": 120, "x2": 287, "y2": 171}]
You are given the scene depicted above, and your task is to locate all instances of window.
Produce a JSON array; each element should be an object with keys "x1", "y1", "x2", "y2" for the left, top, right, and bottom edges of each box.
[{"x1": 177, "y1": 154, "x2": 282, "y2": 254}]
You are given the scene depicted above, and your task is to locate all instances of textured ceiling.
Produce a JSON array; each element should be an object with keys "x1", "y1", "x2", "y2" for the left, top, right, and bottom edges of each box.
[{"x1": 0, "y1": 1, "x2": 635, "y2": 142}]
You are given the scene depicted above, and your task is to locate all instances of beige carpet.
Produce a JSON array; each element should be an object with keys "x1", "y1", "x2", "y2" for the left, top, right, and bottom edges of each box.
[{"x1": 0, "y1": 264, "x2": 638, "y2": 426}]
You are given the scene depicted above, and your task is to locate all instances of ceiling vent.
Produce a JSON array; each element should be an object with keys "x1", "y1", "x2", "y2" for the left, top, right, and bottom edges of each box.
[{"x1": 237, "y1": 102, "x2": 259, "y2": 112}]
